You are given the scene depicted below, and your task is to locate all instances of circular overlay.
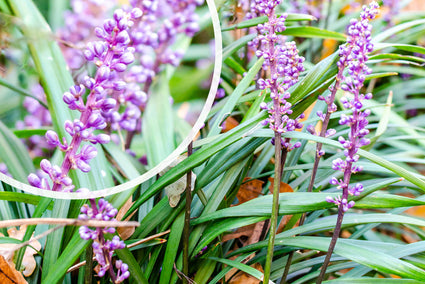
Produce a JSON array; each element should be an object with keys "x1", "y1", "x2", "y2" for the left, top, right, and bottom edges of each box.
[{"x1": 0, "y1": 0, "x2": 222, "y2": 200}]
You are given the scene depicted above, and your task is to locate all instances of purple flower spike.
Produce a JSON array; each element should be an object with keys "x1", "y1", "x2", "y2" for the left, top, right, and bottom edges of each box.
[
  {"x1": 28, "y1": 7, "x2": 141, "y2": 192},
  {"x1": 78, "y1": 198, "x2": 128, "y2": 281},
  {"x1": 326, "y1": 2, "x2": 379, "y2": 211},
  {"x1": 250, "y1": 0, "x2": 304, "y2": 150}
]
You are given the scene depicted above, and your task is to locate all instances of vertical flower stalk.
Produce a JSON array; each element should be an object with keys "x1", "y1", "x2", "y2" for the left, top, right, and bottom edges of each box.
[
  {"x1": 317, "y1": 2, "x2": 379, "y2": 283},
  {"x1": 58, "y1": 0, "x2": 118, "y2": 70},
  {"x1": 28, "y1": 8, "x2": 142, "y2": 192},
  {"x1": 27, "y1": 7, "x2": 143, "y2": 282},
  {"x1": 79, "y1": 199, "x2": 129, "y2": 282},
  {"x1": 250, "y1": 0, "x2": 304, "y2": 282},
  {"x1": 124, "y1": 0, "x2": 203, "y2": 148}
]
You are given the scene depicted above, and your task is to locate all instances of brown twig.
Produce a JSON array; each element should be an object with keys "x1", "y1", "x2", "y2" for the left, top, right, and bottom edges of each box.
[{"x1": 0, "y1": 218, "x2": 140, "y2": 228}]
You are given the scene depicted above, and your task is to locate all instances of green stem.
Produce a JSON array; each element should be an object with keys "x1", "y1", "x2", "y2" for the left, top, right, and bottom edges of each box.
[
  {"x1": 281, "y1": 66, "x2": 343, "y2": 284},
  {"x1": 182, "y1": 142, "x2": 193, "y2": 283},
  {"x1": 0, "y1": 77, "x2": 48, "y2": 108},
  {"x1": 263, "y1": 132, "x2": 282, "y2": 284},
  {"x1": 84, "y1": 243, "x2": 93, "y2": 284},
  {"x1": 316, "y1": 200, "x2": 345, "y2": 283}
]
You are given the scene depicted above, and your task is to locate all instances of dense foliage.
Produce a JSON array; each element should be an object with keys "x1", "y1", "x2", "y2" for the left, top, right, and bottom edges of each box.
[{"x1": 2, "y1": 0, "x2": 425, "y2": 283}]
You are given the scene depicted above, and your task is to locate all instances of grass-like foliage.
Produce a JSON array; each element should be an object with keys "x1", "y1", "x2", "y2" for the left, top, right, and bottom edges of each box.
[{"x1": 1, "y1": 0, "x2": 425, "y2": 283}]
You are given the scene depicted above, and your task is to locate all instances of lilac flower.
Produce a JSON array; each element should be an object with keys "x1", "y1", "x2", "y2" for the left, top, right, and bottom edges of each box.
[
  {"x1": 288, "y1": 0, "x2": 322, "y2": 20},
  {"x1": 251, "y1": 0, "x2": 305, "y2": 149},
  {"x1": 16, "y1": 84, "x2": 54, "y2": 158},
  {"x1": 0, "y1": 163, "x2": 11, "y2": 177},
  {"x1": 79, "y1": 199, "x2": 128, "y2": 282},
  {"x1": 90, "y1": 0, "x2": 203, "y2": 135},
  {"x1": 382, "y1": 0, "x2": 400, "y2": 26},
  {"x1": 58, "y1": 0, "x2": 118, "y2": 70},
  {"x1": 127, "y1": 0, "x2": 204, "y2": 90},
  {"x1": 326, "y1": 2, "x2": 379, "y2": 212},
  {"x1": 28, "y1": 8, "x2": 141, "y2": 192}
]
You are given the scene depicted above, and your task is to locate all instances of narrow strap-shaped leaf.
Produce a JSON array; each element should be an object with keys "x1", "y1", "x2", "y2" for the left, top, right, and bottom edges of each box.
[
  {"x1": 191, "y1": 178, "x2": 401, "y2": 224},
  {"x1": 126, "y1": 113, "x2": 267, "y2": 217},
  {"x1": 208, "y1": 58, "x2": 264, "y2": 137},
  {"x1": 159, "y1": 212, "x2": 185, "y2": 284},
  {"x1": 324, "y1": 279, "x2": 423, "y2": 284},
  {"x1": 275, "y1": 236, "x2": 425, "y2": 280},
  {"x1": 280, "y1": 26, "x2": 346, "y2": 41},
  {"x1": 278, "y1": 131, "x2": 425, "y2": 192},
  {"x1": 0, "y1": 192, "x2": 53, "y2": 209},
  {"x1": 42, "y1": 233, "x2": 90, "y2": 283},
  {"x1": 144, "y1": 74, "x2": 175, "y2": 167},
  {"x1": 114, "y1": 246, "x2": 149, "y2": 284},
  {"x1": 222, "y1": 13, "x2": 316, "y2": 31},
  {"x1": 207, "y1": 257, "x2": 273, "y2": 283},
  {"x1": 0, "y1": 121, "x2": 35, "y2": 182}
]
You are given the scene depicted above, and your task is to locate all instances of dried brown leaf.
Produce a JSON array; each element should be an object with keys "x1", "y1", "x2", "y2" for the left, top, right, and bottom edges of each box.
[
  {"x1": 268, "y1": 177, "x2": 293, "y2": 194},
  {"x1": 236, "y1": 178, "x2": 264, "y2": 205},
  {"x1": 0, "y1": 255, "x2": 27, "y2": 284},
  {"x1": 0, "y1": 226, "x2": 41, "y2": 277},
  {"x1": 222, "y1": 116, "x2": 239, "y2": 133},
  {"x1": 116, "y1": 197, "x2": 136, "y2": 240}
]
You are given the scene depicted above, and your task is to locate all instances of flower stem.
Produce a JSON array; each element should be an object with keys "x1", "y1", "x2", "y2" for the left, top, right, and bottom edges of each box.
[
  {"x1": 263, "y1": 132, "x2": 282, "y2": 284},
  {"x1": 281, "y1": 70, "x2": 342, "y2": 283},
  {"x1": 183, "y1": 141, "x2": 193, "y2": 284},
  {"x1": 316, "y1": 194, "x2": 345, "y2": 283}
]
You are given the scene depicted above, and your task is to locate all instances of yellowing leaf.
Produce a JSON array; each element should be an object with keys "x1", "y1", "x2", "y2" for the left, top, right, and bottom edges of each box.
[{"x1": 0, "y1": 226, "x2": 41, "y2": 277}]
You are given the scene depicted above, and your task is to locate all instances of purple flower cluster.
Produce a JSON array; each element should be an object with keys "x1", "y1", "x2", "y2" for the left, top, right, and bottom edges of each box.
[
  {"x1": 27, "y1": 8, "x2": 138, "y2": 280},
  {"x1": 127, "y1": 0, "x2": 203, "y2": 88},
  {"x1": 289, "y1": 0, "x2": 322, "y2": 20},
  {"x1": 28, "y1": 8, "x2": 141, "y2": 192},
  {"x1": 382, "y1": 0, "x2": 399, "y2": 25},
  {"x1": 0, "y1": 163, "x2": 11, "y2": 177},
  {"x1": 59, "y1": 0, "x2": 203, "y2": 135},
  {"x1": 58, "y1": 0, "x2": 118, "y2": 70},
  {"x1": 16, "y1": 85, "x2": 54, "y2": 158},
  {"x1": 250, "y1": 0, "x2": 305, "y2": 149},
  {"x1": 79, "y1": 199, "x2": 129, "y2": 282},
  {"x1": 326, "y1": 2, "x2": 379, "y2": 212}
]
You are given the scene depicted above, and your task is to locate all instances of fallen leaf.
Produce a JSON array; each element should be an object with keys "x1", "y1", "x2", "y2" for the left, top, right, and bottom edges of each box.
[
  {"x1": 268, "y1": 177, "x2": 293, "y2": 193},
  {"x1": 0, "y1": 226, "x2": 41, "y2": 277},
  {"x1": 222, "y1": 223, "x2": 256, "y2": 243},
  {"x1": 277, "y1": 215, "x2": 297, "y2": 234},
  {"x1": 405, "y1": 205, "x2": 425, "y2": 218},
  {"x1": 222, "y1": 221, "x2": 266, "y2": 245},
  {"x1": 0, "y1": 255, "x2": 27, "y2": 284},
  {"x1": 222, "y1": 116, "x2": 240, "y2": 132},
  {"x1": 236, "y1": 178, "x2": 264, "y2": 205},
  {"x1": 246, "y1": 221, "x2": 267, "y2": 245},
  {"x1": 116, "y1": 197, "x2": 137, "y2": 240}
]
